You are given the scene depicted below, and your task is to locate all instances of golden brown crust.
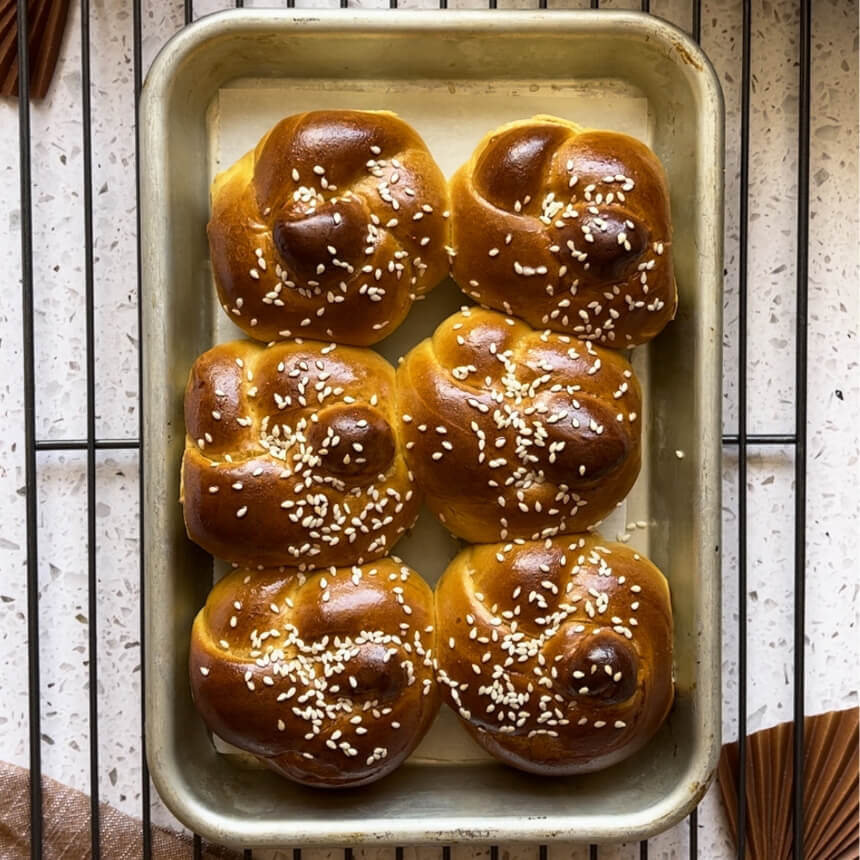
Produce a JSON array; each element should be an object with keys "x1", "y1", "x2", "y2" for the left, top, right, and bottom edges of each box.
[
  {"x1": 181, "y1": 338, "x2": 421, "y2": 567},
  {"x1": 395, "y1": 307, "x2": 641, "y2": 543},
  {"x1": 434, "y1": 535, "x2": 673, "y2": 775},
  {"x1": 208, "y1": 110, "x2": 451, "y2": 346},
  {"x1": 189, "y1": 559, "x2": 439, "y2": 788},
  {"x1": 450, "y1": 115, "x2": 677, "y2": 347}
]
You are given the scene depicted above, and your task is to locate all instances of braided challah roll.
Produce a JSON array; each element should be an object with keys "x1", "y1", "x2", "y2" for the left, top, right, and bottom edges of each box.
[
  {"x1": 208, "y1": 110, "x2": 451, "y2": 346},
  {"x1": 450, "y1": 115, "x2": 677, "y2": 347},
  {"x1": 190, "y1": 559, "x2": 438, "y2": 788},
  {"x1": 181, "y1": 338, "x2": 420, "y2": 568},
  {"x1": 396, "y1": 307, "x2": 642, "y2": 544},
  {"x1": 434, "y1": 535, "x2": 673, "y2": 775}
]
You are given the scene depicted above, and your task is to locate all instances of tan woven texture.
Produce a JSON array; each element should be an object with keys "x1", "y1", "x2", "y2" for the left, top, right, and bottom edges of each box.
[{"x1": 0, "y1": 761, "x2": 241, "y2": 859}]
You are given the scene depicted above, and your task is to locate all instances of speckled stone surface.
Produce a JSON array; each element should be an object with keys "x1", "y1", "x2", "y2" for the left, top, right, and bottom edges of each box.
[{"x1": 0, "y1": 0, "x2": 856, "y2": 857}]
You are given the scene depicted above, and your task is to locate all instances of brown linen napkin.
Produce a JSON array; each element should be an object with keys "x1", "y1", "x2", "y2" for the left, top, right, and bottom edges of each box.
[{"x1": 0, "y1": 760, "x2": 242, "y2": 859}]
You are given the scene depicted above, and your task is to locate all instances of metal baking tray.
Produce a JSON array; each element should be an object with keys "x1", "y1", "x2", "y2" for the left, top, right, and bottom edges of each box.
[{"x1": 141, "y1": 9, "x2": 723, "y2": 847}]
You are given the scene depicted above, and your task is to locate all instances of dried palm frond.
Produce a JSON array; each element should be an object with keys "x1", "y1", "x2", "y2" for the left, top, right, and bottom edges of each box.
[
  {"x1": 719, "y1": 707, "x2": 859, "y2": 860},
  {"x1": 1, "y1": 0, "x2": 72, "y2": 99}
]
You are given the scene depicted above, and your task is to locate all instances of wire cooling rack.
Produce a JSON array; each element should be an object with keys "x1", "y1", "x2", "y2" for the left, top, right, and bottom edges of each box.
[{"x1": 7, "y1": 0, "x2": 857, "y2": 858}]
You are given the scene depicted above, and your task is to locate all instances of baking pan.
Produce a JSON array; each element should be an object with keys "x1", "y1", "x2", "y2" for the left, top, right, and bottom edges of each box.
[{"x1": 141, "y1": 9, "x2": 723, "y2": 847}]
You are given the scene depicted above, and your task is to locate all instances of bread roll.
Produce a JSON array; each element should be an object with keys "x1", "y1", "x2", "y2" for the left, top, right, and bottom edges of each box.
[
  {"x1": 396, "y1": 307, "x2": 641, "y2": 543},
  {"x1": 208, "y1": 109, "x2": 451, "y2": 346},
  {"x1": 450, "y1": 115, "x2": 676, "y2": 347},
  {"x1": 190, "y1": 559, "x2": 439, "y2": 788},
  {"x1": 181, "y1": 338, "x2": 420, "y2": 567},
  {"x1": 434, "y1": 535, "x2": 673, "y2": 775}
]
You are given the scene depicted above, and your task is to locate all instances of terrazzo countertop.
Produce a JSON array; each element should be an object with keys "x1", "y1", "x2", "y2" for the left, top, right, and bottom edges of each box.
[{"x1": 1, "y1": 0, "x2": 857, "y2": 857}]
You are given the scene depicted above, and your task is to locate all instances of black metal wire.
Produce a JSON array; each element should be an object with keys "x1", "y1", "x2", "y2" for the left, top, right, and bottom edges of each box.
[
  {"x1": 723, "y1": 434, "x2": 795, "y2": 446},
  {"x1": 689, "y1": 807, "x2": 698, "y2": 857},
  {"x1": 80, "y1": 0, "x2": 101, "y2": 854},
  {"x1": 132, "y1": 0, "x2": 152, "y2": 854},
  {"x1": 45, "y1": 434, "x2": 800, "y2": 450},
  {"x1": 395, "y1": 847, "x2": 404, "y2": 860},
  {"x1": 35, "y1": 438, "x2": 140, "y2": 450},
  {"x1": 28, "y1": 0, "x2": 811, "y2": 857},
  {"x1": 793, "y1": 1, "x2": 812, "y2": 856},
  {"x1": 736, "y1": 1, "x2": 752, "y2": 856},
  {"x1": 691, "y1": 0, "x2": 701, "y2": 43},
  {"x1": 589, "y1": 845, "x2": 598, "y2": 859},
  {"x1": 538, "y1": 845, "x2": 547, "y2": 860},
  {"x1": 244, "y1": 850, "x2": 253, "y2": 859},
  {"x1": 16, "y1": 0, "x2": 43, "y2": 856},
  {"x1": 193, "y1": 833, "x2": 203, "y2": 858}
]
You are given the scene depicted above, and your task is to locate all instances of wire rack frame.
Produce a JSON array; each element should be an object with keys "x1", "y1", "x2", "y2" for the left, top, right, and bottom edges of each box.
[{"x1": 12, "y1": 0, "x2": 816, "y2": 857}]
